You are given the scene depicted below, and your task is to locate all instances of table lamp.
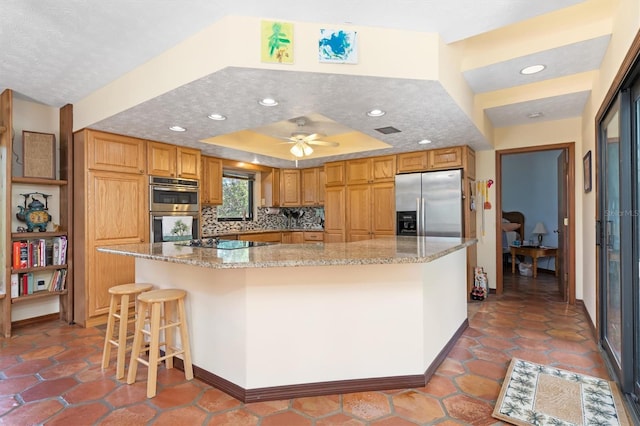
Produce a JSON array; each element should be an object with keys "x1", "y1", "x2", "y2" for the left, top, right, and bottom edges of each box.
[{"x1": 532, "y1": 222, "x2": 547, "y2": 246}]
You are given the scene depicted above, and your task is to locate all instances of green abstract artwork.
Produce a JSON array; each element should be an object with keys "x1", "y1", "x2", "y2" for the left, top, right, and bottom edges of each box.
[{"x1": 261, "y1": 20, "x2": 293, "y2": 64}]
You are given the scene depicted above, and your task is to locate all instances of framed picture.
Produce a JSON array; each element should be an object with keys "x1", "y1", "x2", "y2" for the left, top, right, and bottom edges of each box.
[
  {"x1": 261, "y1": 20, "x2": 294, "y2": 64},
  {"x1": 319, "y1": 29, "x2": 358, "y2": 64},
  {"x1": 23, "y1": 131, "x2": 56, "y2": 179},
  {"x1": 583, "y1": 150, "x2": 592, "y2": 193}
]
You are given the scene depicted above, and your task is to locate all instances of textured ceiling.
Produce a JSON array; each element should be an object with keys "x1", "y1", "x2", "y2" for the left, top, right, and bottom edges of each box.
[{"x1": 1, "y1": 0, "x2": 609, "y2": 168}]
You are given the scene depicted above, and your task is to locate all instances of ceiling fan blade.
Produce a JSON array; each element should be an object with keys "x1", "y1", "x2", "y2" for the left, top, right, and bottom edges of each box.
[
  {"x1": 305, "y1": 133, "x2": 325, "y2": 141},
  {"x1": 307, "y1": 140, "x2": 339, "y2": 147}
]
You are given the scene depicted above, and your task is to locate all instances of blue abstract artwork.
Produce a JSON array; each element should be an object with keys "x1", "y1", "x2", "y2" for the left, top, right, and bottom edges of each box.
[{"x1": 318, "y1": 29, "x2": 358, "y2": 64}]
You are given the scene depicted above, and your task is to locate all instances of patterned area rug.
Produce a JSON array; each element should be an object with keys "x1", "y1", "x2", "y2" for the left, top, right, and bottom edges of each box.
[{"x1": 493, "y1": 358, "x2": 631, "y2": 426}]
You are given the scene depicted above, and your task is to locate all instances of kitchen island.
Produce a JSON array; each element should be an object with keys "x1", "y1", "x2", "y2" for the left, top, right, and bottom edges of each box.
[{"x1": 98, "y1": 236, "x2": 475, "y2": 402}]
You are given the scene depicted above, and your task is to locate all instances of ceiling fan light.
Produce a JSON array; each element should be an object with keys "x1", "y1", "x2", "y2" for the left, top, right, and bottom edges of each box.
[{"x1": 290, "y1": 141, "x2": 313, "y2": 157}]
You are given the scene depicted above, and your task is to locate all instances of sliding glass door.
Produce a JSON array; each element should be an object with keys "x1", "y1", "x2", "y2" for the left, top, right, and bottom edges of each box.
[
  {"x1": 598, "y1": 60, "x2": 640, "y2": 416},
  {"x1": 600, "y1": 99, "x2": 623, "y2": 376}
]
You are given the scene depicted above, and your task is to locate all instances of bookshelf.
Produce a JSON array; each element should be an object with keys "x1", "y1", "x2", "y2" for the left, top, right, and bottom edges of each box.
[{"x1": 1, "y1": 90, "x2": 73, "y2": 338}]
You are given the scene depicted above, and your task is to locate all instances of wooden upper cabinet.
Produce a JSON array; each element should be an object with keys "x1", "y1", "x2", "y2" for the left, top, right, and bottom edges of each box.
[
  {"x1": 177, "y1": 147, "x2": 201, "y2": 179},
  {"x1": 346, "y1": 155, "x2": 396, "y2": 185},
  {"x1": 463, "y1": 147, "x2": 476, "y2": 180},
  {"x1": 397, "y1": 151, "x2": 428, "y2": 173},
  {"x1": 371, "y1": 155, "x2": 396, "y2": 182},
  {"x1": 318, "y1": 168, "x2": 326, "y2": 205},
  {"x1": 147, "y1": 142, "x2": 176, "y2": 177},
  {"x1": 302, "y1": 167, "x2": 322, "y2": 206},
  {"x1": 429, "y1": 147, "x2": 463, "y2": 170},
  {"x1": 280, "y1": 169, "x2": 301, "y2": 206},
  {"x1": 148, "y1": 141, "x2": 200, "y2": 179},
  {"x1": 260, "y1": 168, "x2": 280, "y2": 207},
  {"x1": 324, "y1": 161, "x2": 345, "y2": 186},
  {"x1": 201, "y1": 156, "x2": 223, "y2": 205},
  {"x1": 86, "y1": 130, "x2": 146, "y2": 174}
]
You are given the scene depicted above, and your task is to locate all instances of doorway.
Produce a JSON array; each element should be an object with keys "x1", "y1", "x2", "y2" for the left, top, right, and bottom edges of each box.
[{"x1": 494, "y1": 143, "x2": 576, "y2": 303}]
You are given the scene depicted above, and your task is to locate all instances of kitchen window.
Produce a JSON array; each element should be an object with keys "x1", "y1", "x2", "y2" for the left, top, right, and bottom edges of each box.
[{"x1": 217, "y1": 171, "x2": 254, "y2": 221}]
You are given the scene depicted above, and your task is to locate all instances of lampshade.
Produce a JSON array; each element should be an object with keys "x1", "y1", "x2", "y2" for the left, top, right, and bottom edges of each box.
[
  {"x1": 532, "y1": 222, "x2": 547, "y2": 235},
  {"x1": 290, "y1": 141, "x2": 313, "y2": 157}
]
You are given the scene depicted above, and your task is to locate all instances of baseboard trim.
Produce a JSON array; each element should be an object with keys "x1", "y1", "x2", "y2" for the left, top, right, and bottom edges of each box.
[
  {"x1": 173, "y1": 318, "x2": 469, "y2": 402},
  {"x1": 12, "y1": 313, "x2": 60, "y2": 329}
]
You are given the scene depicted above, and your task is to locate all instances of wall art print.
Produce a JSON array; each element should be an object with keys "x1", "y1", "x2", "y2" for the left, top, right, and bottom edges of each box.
[
  {"x1": 261, "y1": 20, "x2": 294, "y2": 64},
  {"x1": 318, "y1": 29, "x2": 358, "y2": 64}
]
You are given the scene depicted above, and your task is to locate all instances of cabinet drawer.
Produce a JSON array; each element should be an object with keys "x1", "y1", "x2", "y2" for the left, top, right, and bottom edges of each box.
[{"x1": 303, "y1": 232, "x2": 324, "y2": 242}]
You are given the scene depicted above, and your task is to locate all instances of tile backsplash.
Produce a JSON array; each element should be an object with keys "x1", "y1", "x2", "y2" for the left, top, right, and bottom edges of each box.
[{"x1": 202, "y1": 206, "x2": 325, "y2": 235}]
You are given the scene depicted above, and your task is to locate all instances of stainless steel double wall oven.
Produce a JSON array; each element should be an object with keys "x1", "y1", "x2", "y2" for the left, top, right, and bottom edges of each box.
[{"x1": 149, "y1": 176, "x2": 200, "y2": 243}]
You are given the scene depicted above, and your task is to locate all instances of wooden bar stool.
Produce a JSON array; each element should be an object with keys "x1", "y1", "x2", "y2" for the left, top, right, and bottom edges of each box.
[
  {"x1": 101, "y1": 283, "x2": 154, "y2": 379},
  {"x1": 127, "y1": 288, "x2": 194, "y2": 398}
]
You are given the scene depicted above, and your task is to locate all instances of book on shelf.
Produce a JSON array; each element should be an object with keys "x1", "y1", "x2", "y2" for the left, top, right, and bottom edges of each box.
[
  {"x1": 48, "y1": 269, "x2": 67, "y2": 292},
  {"x1": 11, "y1": 236, "x2": 66, "y2": 270},
  {"x1": 10, "y1": 274, "x2": 19, "y2": 298}
]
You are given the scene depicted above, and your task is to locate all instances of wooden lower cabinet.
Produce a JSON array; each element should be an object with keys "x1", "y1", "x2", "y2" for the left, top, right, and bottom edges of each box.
[
  {"x1": 239, "y1": 232, "x2": 282, "y2": 242},
  {"x1": 74, "y1": 165, "x2": 148, "y2": 327}
]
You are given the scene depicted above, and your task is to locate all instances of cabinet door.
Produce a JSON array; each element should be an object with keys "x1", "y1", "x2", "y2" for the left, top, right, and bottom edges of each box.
[
  {"x1": 346, "y1": 158, "x2": 372, "y2": 185},
  {"x1": 201, "y1": 156, "x2": 223, "y2": 205},
  {"x1": 324, "y1": 186, "x2": 345, "y2": 241},
  {"x1": 371, "y1": 182, "x2": 396, "y2": 236},
  {"x1": 238, "y1": 232, "x2": 282, "y2": 242},
  {"x1": 260, "y1": 168, "x2": 281, "y2": 207},
  {"x1": 372, "y1": 155, "x2": 396, "y2": 182},
  {"x1": 430, "y1": 147, "x2": 463, "y2": 170},
  {"x1": 464, "y1": 147, "x2": 476, "y2": 180},
  {"x1": 318, "y1": 168, "x2": 326, "y2": 205},
  {"x1": 177, "y1": 147, "x2": 201, "y2": 179},
  {"x1": 301, "y1": 168, "x2": 319, "y2": 206},
  {"x1": 346, "y1": 184, "x2": 371, "y2": 241},
  {"x1": 292, "y1": 232, "x2": 305, "y2": 243},
  {"x1": 281, "y1": 169, "x2": 301, "y2": 206},
  {"x1": 324, "y1": 161, "x2": 345, "y2": 186},
  {"x1": 87, "y1": 130, "x2": 146, "y2": 174},
  {"x1": 86, "y1": 171, "x2": 147, "y2": 319},
  {"x1": 397, "y1": 152, "x2": 428, "y2": 173},
  {"x1": 147, "y1": 142, "x2": 176, "y2": 177}
]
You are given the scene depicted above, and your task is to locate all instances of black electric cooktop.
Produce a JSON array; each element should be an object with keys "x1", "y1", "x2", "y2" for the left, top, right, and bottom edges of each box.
[{"x1": 175, "y1": 238, "x2": 276, "y2": 250}]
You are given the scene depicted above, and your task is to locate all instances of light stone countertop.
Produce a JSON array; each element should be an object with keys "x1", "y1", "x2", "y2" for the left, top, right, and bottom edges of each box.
[{"x1": 98, "y1": 236, "x2": 477, "y2": 270}]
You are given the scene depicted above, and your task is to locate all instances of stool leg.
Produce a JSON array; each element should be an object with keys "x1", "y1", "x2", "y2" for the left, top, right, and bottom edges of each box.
[
  {"x1": 101, "y1": 293, "x2": 118, "y2": 370},
  {"x1": 115, "y1": 293, "x2": 130, "y2": 380},
  {"x1": 147, "y1": 302, "x2": 162, "y2": 398},
  {"x1": 177, "y1": 298, "x2": 194, "y2": 380},
  {"x1": 164, "y1": 300, "x2": 175, "y2": 370},
  {"x1": 127, "y1": 300, "x2": 147, "y2": 386}
]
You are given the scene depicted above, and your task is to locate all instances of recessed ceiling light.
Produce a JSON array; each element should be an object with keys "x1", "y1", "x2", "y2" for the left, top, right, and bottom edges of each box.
[
  {"x1": 258, "y1": 98, "x2": 278, "y2": 107},
  {"x1": 520, "y1": 64, "x2": 546, "y2": 75},
  {"x1": 367, "y1": 109, "x2": 386, "y2": 117},
  {"x1": 527, "y1": 112, "x2": 544, "y2": 119},
  {"x1": 169, "y1": 125, "x2": 186, "y2": 132},
  {"x1": 208, "y1": 113, "x2": 227, "y2": 121},
  {"x1": 418, "y1": 139, "x2": 432, "y2": 145}
]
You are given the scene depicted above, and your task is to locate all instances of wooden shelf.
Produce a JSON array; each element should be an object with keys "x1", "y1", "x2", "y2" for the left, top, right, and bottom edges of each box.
[
  {"x1": 12, "y1": 177, "x2": 67, "y2": 186},
  {"x1": 11, "y1": 264, "x2": 67, "y2": 274},
  {"x1": 11, "y1": 231, "x2": 67, "y2": 240},
  {"x1": 11, "y1": 290, "x2": 68, "y2": 304}
]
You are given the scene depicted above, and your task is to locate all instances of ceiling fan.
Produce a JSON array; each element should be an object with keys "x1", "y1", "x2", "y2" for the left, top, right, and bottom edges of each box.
[{"x1": 283, "y1": 118, "x2": 339, "y2": 158}]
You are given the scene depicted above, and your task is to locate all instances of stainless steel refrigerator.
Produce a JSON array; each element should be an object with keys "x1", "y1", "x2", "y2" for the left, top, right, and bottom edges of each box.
[{"x1": 395, "y1": 169, "x2": 463, "y2": 237}]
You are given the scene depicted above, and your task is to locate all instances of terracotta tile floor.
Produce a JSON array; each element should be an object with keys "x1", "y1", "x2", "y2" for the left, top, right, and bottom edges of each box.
[{"x1": 1, "y1": 271, "x2": 609, "y2": 425}]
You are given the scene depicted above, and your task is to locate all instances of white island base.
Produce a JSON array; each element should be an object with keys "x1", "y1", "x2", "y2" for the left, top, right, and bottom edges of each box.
[{"x1": 134, "y1": 248, "x2": 468, "y2": 402}]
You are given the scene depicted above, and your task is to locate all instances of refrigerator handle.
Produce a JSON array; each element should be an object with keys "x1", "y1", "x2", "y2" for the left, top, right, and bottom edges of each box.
[
  {"x1": 422, "y1": 197, "x2": 426, "y2": 237},
  {"x1": 416, "y1": 197, "x2": 421, "y2": 236}
]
